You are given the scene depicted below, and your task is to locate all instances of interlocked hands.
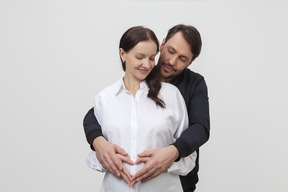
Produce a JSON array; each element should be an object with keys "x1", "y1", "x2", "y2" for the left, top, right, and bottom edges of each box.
[{"x1": 93, "y1": 137, "x2": 179, "y2": 187}]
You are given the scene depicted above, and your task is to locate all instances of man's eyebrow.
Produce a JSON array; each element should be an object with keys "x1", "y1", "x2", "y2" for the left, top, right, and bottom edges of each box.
[
  {"x1": 167, "y1": 45, "x2": 190, "y2": 60},
  {"x1": 180, "y1": 55, "x2": 189, "y2": 61},
  {"x1": 167, "y1": 45, "x2": 176, "y2": 52}
]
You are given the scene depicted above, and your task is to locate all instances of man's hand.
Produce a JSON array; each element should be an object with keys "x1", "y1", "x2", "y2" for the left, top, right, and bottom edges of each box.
[
  {"x1": 131, "y1": 145, "x2": 179, "y2": 185},
  {"x1": 92, "y1": 136, "x2": 134, "y2": 178}
]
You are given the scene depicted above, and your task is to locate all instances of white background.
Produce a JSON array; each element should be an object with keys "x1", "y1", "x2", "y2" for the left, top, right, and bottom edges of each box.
[{"x1": 1, "y1": 0, "x2": 288, "y2": 191}]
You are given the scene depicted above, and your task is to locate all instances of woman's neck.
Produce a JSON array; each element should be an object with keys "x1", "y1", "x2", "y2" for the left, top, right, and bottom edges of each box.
[{"x1": 123, "y1": 75, "x2": 141, "y2": 96}]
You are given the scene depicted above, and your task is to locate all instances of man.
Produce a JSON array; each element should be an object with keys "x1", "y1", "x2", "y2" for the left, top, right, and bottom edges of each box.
[{"x1": 83, "y1": 24, "x2": 210, "y2": 192}]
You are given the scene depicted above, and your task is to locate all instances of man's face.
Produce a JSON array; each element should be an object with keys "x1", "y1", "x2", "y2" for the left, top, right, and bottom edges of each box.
[{"x1": 157, "y1": 32, "x2": 194, "y2": 82}]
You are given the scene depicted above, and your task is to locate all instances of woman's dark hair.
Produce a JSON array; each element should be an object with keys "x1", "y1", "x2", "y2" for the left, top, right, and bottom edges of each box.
[
  {"x1": 165, "y1": 24, "x2": 202, "y2": 61},
  {"x1": 119, "y1": 26, "x2": 165, "y2": 108}
]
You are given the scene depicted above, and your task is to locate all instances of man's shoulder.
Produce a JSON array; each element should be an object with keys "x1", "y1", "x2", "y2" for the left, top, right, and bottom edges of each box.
[
  {"x1": 183, "y1": 68, "x2": 204, "y2": 81},
  {"x1": 174, "y1": 68, "x2": 205, "y2": 88}
]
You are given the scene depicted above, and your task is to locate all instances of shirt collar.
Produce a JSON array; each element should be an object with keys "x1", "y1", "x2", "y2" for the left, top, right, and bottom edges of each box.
[{"x1": 113, "y1": 78, "x2": 149, "y2": 96}]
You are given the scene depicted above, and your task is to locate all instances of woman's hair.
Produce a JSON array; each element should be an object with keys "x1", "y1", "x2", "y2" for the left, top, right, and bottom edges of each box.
[
  {"x1": 165, "y1": 24, "x2": 202, "y2": 61},
  {"x1": 119, "y1": 26, "x2": 165, "y2": 108}
]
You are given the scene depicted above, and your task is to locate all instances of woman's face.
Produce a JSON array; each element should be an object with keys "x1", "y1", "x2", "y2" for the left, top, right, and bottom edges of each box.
[{"x1": 120, "y1": 40, "x2": 157, "y2": 82}]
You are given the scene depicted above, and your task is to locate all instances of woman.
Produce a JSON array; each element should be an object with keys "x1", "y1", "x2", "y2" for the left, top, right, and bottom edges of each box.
[{"x1": 86, "y1": 26, "x2": 197, "y2": 192}]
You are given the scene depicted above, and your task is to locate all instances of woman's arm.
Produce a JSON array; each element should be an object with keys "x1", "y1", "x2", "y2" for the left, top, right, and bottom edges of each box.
[{"x1": 167, "y1": 151, "x2": 197, "y2": 176}]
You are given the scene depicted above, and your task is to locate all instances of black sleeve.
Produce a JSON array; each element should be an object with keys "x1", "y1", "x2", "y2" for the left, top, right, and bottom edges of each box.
[
  {"x1": 173, "y1": 77, "x2": 210, "y2": 158},
  {"x1": 83, "y1": 107, "x2": 103, "y2": 150}
]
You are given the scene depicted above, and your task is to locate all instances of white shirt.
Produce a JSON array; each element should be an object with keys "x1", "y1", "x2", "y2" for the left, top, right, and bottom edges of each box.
[{"x1": 86, "y1": 78, "x2": 197, "y2": 192}]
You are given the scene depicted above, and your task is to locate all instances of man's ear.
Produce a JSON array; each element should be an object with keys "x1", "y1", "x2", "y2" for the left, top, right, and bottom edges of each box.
[
  {"x1": 186, "y1": 58, "x2": 195, "y2": 68},
  {"x1": 160, "y1": 38, "x2": 166, "y2": 52}
]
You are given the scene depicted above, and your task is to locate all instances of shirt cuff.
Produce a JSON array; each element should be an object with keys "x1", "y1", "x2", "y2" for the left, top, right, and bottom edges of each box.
[{"x1": 86, "y1": 150, "x2": 106, "y2": 172}]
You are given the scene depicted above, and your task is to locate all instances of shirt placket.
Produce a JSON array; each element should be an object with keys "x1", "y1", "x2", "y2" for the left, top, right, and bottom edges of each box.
[{"x1": 130, "y1": 95, "x2": 138, "y2": 175}]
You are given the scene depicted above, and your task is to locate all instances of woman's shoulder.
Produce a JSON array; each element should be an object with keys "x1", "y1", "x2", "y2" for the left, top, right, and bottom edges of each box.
[
  {"x1": 159, "y1": 82, "x2": 186, "y2": 110},
  {"x1": 159, "y1": 82, "x2": 183, "y2": 100},
  {"x1": 95, "y1": 79, "x2": 122, "y2": 99},
  {"x1": 160, "y1": 82, "x2": 179, "y2": 93}
]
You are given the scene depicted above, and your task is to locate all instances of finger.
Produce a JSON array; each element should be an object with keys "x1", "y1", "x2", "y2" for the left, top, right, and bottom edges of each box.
[
  {"x1": 121, "y1": 165, "x2": 133, "y2": 182},
  {"x1": 110, "y1": 153, "x2": 125, "y2": 172},
  {"x1": 132, "y1": 162, "x2": 153, "y2": 181},
  {"x1": 117, "y1": 154, "x2": 134, "y2": 165},
  {"x1": 141, "y1": 169, "x2": 162, "y2": 183},
  {"x1": 100, "y1": 152, "x2": 122, "y2": 177},
  {"x1": 103, "y1": 156, "x2": 121, "y2": 177},
  {"x1": 135, "y1": 167, "x2": 157, "y2": 183},
  {"x1": 134, "y1": 157, "x2": 149, "y2": 164},
  {"x1": 137, "y1": 150, "x2": 152, "y2": 157},
  {"x1": 114, "y1": 145, "x2": 128, "y2": 156},
  {"x1": 120, "y1": 170, "x2": 132, "y2": 186},
  {"x1": 130, "y1": 179, "x2": 138, "y2": 187}
]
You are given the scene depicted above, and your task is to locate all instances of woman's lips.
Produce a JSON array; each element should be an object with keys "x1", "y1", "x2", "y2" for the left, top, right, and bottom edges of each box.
[{"x1": 138, "y1": 68, "x2": 149, "y2": 74}]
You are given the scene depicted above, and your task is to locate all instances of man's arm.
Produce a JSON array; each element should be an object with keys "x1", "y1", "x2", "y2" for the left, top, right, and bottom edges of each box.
[
  {"x1": 83, "y1": 108, "x2": 103, "y2": 150},
  {"x1": 173, "y1": 76, "x2": 210, "y2": 158},
  {"x1": 132, "y1": 76, "x2": 210, "y2": 183}
]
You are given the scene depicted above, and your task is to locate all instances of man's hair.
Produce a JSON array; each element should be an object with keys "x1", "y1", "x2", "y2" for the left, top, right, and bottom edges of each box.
[{"x1": 165, "y1": 24, "x2": 202, "y2": 61}]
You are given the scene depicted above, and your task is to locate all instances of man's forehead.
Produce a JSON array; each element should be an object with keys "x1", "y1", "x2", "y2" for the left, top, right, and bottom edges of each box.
[{"x1": 165, "y1": 32, "x2": 193, "y2": 57}]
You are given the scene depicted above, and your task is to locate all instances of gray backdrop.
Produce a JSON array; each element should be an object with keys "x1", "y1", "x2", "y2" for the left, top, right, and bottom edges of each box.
[{"x1": 1, "y1": 0, "x2": 287, "y2": 191}]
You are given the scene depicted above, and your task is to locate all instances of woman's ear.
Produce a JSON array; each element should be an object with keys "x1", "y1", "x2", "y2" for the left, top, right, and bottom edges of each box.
[{"x1": 119, "y1": 48, "x2": 126, "y2": 62}]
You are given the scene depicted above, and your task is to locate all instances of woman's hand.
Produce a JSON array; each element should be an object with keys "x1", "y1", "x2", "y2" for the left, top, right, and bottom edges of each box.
[
  {"x1": 116, "y1": 154, "x2": 134, "y2": 186},
  {"x1": 92, "y1": 136, "x2": 134, "y2": 186},
  {"x1": 93, "y1": 136, "x2": 129, "y2": 177},
  {"x1": 131, "y1": 145, "x2": 179, "y2": 186}
]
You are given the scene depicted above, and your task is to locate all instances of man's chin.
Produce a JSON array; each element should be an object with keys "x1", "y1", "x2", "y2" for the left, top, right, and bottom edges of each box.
[{"x1": 159, "y1": 72, "x2": 175, "y2": 82}]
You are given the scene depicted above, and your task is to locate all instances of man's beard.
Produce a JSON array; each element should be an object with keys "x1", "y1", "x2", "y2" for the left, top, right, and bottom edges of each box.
[{"x1": 156, "y1": 62, "x2": 177, "y2": 82}]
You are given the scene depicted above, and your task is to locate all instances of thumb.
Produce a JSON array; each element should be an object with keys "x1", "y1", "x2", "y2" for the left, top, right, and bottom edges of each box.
[
  {"x1": 114, "y1": 145, "x2": 128, "y2": 156},
  {"x1": 117, "y1": 154, "x2": 134, "y2": 165},
  {"x1": 135, "y1": 157, "x2": 150, "y2": 164},
  {"x1": 137, "y1": 150, "x2": 153, "y2": 158}
]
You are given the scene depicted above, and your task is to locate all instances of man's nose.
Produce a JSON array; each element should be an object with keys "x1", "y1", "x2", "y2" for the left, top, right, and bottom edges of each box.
[{"x1": 169, "y1": 56, "x2": 177, "y2": 65}]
